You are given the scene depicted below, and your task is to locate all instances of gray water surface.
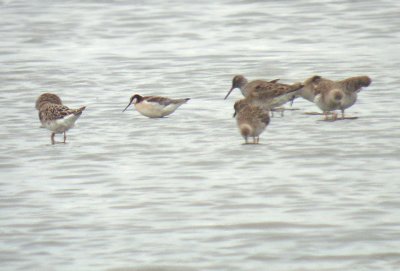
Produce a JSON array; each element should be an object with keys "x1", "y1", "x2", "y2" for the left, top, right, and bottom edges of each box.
[{"x1": 1, "y1": 0, "x2": 400, "y2": 270}]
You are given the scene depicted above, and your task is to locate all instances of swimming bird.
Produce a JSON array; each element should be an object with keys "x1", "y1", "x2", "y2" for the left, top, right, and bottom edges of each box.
[
  {"x1": 225, "y1": 75, "x2": 303, "y2": 111},
  {"x1": 306, "y1": 75, "x2": 372, "y2": 120},
  {"x1": 233, "y1": 99, "x2": 270, "y2": 144},
  {"x1": 36, "y1": 93, "x2": 86, "y2": 144},
  {"x1": 122, "y1": 94, "x2": 190, "y2": 118}
]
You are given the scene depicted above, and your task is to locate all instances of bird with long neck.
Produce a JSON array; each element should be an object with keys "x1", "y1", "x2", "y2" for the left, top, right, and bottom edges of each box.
[
  {"x1": 225, "y1": 75, "x2": 303, "y2": 111},
  {"x1": 123, "y1": 94, "x2": 190, "y2": 118}
]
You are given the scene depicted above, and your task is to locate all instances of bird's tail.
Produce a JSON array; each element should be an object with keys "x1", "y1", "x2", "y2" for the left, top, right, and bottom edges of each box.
[
  {"x1": 269, "y1": 83, "x2": 303, "y2": 108},
  {"x1": 290, "y1": 82, "x2": 304, "y2": 92},
  {"x1": 176, "y1": 98, "x2": 190, "y2": 105},
  {"x1": 240, "y1": 124, "x2": 253, "y2": 137},
  {"x1": 74, "y1": 106, "x2": 86, "y2": 116}
]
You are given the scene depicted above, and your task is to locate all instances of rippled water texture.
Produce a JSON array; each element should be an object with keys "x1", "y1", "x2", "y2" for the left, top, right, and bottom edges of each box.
[{"x1": 1, "y1": 0, "x2": 400, "y2": 270}]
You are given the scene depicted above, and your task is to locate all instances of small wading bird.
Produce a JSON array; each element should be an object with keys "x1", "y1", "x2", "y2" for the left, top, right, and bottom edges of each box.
[
  {"x1": 233, "y1": 99, "x2": 270, "y2": 144},
  {"x1": 225, "y1": 75, "x2": 303, "y2": 114},
  {"x1": 122, "y1": 94, "x2": 190, "y2": 118},
  {"x1": 35, "y1": 93, "x2": 63, "y2": 128},
  {"x1": 36, "y1": 93, "x2": 86, "y2": 144},
  {"x1": 301, "y1": 75, "x2": 371, "y2": 120}
]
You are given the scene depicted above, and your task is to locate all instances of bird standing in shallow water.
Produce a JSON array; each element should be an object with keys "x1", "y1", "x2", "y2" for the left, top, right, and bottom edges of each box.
[
  {"x1": 225, "y1": 75, "x2": 303, "y2": 112},
  {"x1": 36, "y1": 93, "x2": 86, "y2": 144},
  {"x1": 233, "y1": 99, "x2": 270, "y2": 144},
  {"x1": 122, "y1": 94, "x2": 190, "y2": 118},
  {"x1": 303, "y1": 75, "x2": 372, "y2": 120},
  {"x1": 35, "y1": 93, "x2": 64, "y2": 128}
]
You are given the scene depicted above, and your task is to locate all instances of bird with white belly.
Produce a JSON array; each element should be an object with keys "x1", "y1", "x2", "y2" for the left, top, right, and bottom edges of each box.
[
  {"x1": 36, "y1": 93, "x2": 86, "y2": 144},
  {"x1": 302, "y1": 75, "x2": 372, "y2": 120},
  {"x1": 122, "y1": 94, "x2": 190, "y2": 118},
  {"x1": 225, "y1": 75, "x2": 303, "y2": 113}
]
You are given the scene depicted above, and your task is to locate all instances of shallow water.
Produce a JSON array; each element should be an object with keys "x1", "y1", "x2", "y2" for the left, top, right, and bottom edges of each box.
[{"x1": 1, "y1": 0, "x2": 400, "y2": 270}]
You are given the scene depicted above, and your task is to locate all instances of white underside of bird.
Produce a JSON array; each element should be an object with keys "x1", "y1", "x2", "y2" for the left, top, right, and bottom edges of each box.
[
  {"x1": 43, "y1": 114, "x2": 81, "y2": 134},
  {"x1": 134, "y1": 101, "x2": 185, "y2": 118},
  {"x1": 314, "y1": 90, "x2": 358, "y2": 112}
]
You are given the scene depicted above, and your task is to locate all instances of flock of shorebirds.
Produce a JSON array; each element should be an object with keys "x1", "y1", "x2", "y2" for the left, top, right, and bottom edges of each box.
[{"x1": 35, "y1": 74, "x2": 371, "y2": 145}]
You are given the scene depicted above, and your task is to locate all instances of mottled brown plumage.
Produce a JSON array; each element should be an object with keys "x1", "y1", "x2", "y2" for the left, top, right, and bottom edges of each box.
[
  {"x1": 225, "y1": 75, "x2": 303, "y2": 110},
  {"x1": 36, "y1": 93, "x2": 85, "y2": 144},
  {"x1": 304, "y1": 75, "x2": 372, "y2": 120},
  {"x1": 35, "y1": 93, "x2": 62, "y2": 110},
  {"x1": 39, "y1": 103, "x2": 85, "y2": 124},
  {"x1": 233, "y1": 99, "x2": 270, "y2": 144}
]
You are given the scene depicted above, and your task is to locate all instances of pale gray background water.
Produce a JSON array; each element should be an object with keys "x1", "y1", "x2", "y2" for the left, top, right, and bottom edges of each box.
[{"x1": 1, "y1": 0, "x2": 400, "y2": 270}]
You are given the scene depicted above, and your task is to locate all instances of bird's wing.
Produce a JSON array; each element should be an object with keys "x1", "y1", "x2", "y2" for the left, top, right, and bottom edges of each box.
[
  {"x1": 40, "y1": 104, "x2": 75, "y2": 121},
  {"x1": 146, "y1": 96, "x2": 189, "y2": 105},
  {"x1": 249, "y1": 81, "x2": 300, "y2": 100},
  {"x1": 145, "y1": 96, "x2": 175, "y2": 106}
]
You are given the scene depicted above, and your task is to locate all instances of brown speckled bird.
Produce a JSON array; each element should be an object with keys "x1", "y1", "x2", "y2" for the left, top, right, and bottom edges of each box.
[
  {"x1": 35, "y1": 93, "x2": 62, "y2": 110},
  {"x1": 225, "y1": 75, "x2": 303, "y2": 110},
  {"x1": 233, "y1": 99, "x2": 270, "y2": 144},
  {"x1": 303, "y1": 75, "x2": 372, "y2": 120},
  {"x1": 36, "y1": 93, "x2": 86, "y2": 144}
]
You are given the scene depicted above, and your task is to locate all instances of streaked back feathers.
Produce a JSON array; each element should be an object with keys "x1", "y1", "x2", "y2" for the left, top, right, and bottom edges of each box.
[
  {"x1": 339, "y1": 76, "x2": 371, "y2": 92},
  {"x1": 39, "y1": 104, "x2": 86, "y2": 122},
  {"x1": 35, "y1": 93, "x2": 62, "y2": 110}
]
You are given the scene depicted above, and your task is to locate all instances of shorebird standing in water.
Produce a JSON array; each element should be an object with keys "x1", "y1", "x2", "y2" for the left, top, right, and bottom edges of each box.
[
  {"x1": 36, "y1": 93, "x2": 86, "y2": 144},
  {"x1": 35, "y1": 93, "x2": 63, "y2": 128},
  {"x1": 225, "y1": 75, "x2": 303, "y2": 113},
  {"x1": 302, "y1": 75, "x2": 371, "y2": 120},
  {"x1": 233, "y1": 99, "x2": 270, "y2": 144},
  {"x1": 122, "y1": 94, "x2": 190, "y2": 118}
]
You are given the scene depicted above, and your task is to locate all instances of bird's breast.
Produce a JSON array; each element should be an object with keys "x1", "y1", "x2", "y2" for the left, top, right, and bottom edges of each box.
[{"x1": 135, "y1": 102, "x2": 167, "y2": 118}]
